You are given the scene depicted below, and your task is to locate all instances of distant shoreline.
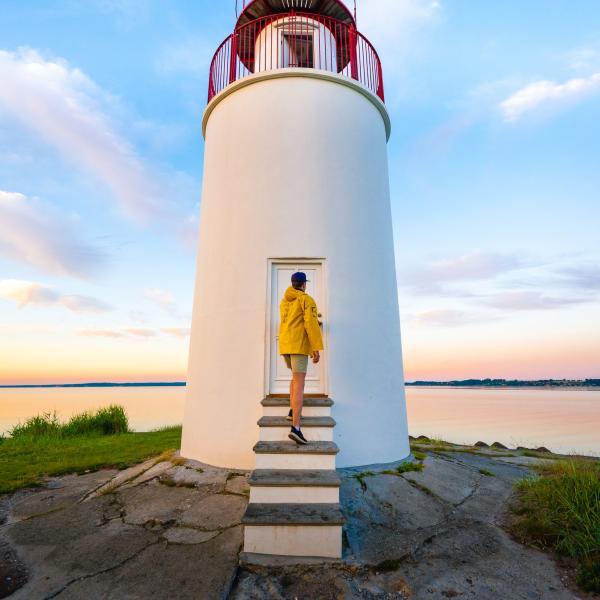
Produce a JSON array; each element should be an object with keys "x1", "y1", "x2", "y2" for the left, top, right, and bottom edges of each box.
[
  {"x1": 0, "y1": 382, "x2": 186, "y2": 389},
  {"x1": 1, "y1": 379, "x2": 598, "y2": 390}
]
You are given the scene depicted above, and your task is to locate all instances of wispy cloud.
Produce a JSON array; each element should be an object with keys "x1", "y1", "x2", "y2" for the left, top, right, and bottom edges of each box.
[
  {"x1": 144, "y1": 288, "x2": 181, "y2": 317},
  {"x1": 482, "y1": 290, "x2": 585, "y2": 311},
  {"x1": 125, "y1": 328, "x2": 157, "y2": 338},
  {"x1": 77, "y1": 326, "x2": 190, "y2": 339},
  {"x1": 557, "y1": 263, "x2": 600, "y2": 291},
  {"x1": 0, "y1": 48, "x2": 164, "y2": 221},
  {"x1": 411, "y1": 309, "x2": 493, "y2": 327},
  {"x1": 0, "y1": 280, "x2": 112, "y2": 313},
  {"x1": 500, "y1": 73, "x2": 600, "y2": 122},
  {"x1": 0, "y1": 190, "x2": 105, "y2": 278},
  {"x1": 78, "y1": 329, "x2": 125, "y2": 338},
  {"x1": 404, "y1": 251, "x2": 526, "y2": 294},
  {"x1": 161, "y1": 327, "x2": 190, "y2": 339}
]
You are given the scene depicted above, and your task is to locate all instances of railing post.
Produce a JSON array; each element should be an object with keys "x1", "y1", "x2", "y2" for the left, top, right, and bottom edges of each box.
[
  {"x1": 229, "y1": 33, "x2": 238, "y2": 85},
  {"x1": 377, "y1": 60, "x2": 384, "y2": 101},
  {"x1": 349, "y1": 25, "x2": 358, "y2": 81}
]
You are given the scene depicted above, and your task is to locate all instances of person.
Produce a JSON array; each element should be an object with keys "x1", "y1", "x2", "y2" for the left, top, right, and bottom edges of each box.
[{"x1": 279, "y1": 271, "x2": 324, "y2": 444}]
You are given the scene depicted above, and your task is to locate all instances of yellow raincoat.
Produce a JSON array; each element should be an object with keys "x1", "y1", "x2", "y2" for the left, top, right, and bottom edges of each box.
[{"x1": 279, "y1": 287, "x2": 324, "y2": 356}]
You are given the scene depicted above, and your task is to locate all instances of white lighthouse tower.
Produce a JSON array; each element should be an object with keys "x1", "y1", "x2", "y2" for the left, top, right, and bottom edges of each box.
[{"x1": 182, "y1": 1, "x2": 410, "y2": 554}]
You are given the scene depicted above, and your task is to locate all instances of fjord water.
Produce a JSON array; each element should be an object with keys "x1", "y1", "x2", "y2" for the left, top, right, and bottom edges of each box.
[{"x1": 1, "y1": 386, "x2": 598, "y2": 456}]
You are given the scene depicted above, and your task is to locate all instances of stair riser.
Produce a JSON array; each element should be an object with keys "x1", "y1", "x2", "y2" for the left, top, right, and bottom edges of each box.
[
  {"x1": 255, "y1": 454, "x2": 336, "y2": 470},
  {"x1": 263, "y1": 406, "x2": 330, "y2": 418},
  {"x1": 244, "y1": 525, "x2": 342, "y2": 559},
  {"x1": 259, "y1": 427, "x2": 333, "y2": 442},
  {"x1": 249, "y1": 487, "x2": 339, "y2": 504}
]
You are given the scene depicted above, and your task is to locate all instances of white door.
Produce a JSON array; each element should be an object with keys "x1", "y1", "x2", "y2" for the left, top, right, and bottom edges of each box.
[{"x1": 269, "y1": 263, "x2": 326, "y2": 394}]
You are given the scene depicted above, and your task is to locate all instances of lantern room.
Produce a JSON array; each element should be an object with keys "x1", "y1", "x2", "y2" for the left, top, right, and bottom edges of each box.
[{"x1": 208, "y1": 0, "x2": 384, "y2": 102}]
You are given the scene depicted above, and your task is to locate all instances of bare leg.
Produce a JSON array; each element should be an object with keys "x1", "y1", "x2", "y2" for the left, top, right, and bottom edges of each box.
[{"x1": 291, "y1": 372, "x2": 306, "y2": 429}]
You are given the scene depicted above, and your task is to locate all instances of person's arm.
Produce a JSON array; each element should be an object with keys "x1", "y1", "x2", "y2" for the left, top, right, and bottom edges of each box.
[{"x1": 303, "y1": 297, "x2": 324, "y2": 357}]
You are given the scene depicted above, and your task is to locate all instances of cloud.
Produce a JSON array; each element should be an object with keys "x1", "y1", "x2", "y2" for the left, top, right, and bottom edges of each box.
[
  {"x1": 557, "y1": 264, "x2": 600, "y2": 291},
  {"x1": 161, "y1": 327, "x2": 191, "y2": 339},
  {"x1": 144, "y1": 288, "x2": 180, "y2": 317},
  {"x1": 0, "y1": 279, "x2": 112, "y2": 313},
  {"x1": 0, "y1": 48, "x2": 164, "y2": 221},
  {"x1": 411, "y1": 309, "x2": 492, "y2": 327},
  {"x1": 78, "y1": 329, "x2": 125, "y2": 338},
  {"x1": 482, "y1": 290, "x2": 585, "y2": 311},
  {"x1": 404, "y1": 251, "x2": 526, "y2": 294},
  {"x1": 125, "y1": 328, "x2": 157, "y2": 338},
  {"x1": 500, "y1": 73, "x2": 600, "y2": 122},
  {"x1": 0, "y1": 190, "x2": 105, "y2": 277}
]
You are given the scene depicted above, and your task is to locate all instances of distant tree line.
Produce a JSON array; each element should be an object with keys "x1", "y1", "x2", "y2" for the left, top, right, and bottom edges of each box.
[{"x1": 406, "y1": 379, "x2": 600, "y2": 388}]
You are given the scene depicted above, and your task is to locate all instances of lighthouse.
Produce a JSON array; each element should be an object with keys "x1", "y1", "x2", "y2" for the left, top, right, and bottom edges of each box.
[{"x1": 182, "y1": 0, "x2": 409, "y2": 474}]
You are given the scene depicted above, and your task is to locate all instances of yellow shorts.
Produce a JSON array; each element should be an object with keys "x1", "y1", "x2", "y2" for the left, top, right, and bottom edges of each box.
[{"x1": 283, "y1": 354, "x2": 309, "y2": 374}]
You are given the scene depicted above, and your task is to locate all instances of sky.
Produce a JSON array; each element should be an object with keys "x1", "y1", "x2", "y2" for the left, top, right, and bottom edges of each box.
[{"x1": 0, "y1": 0, "x2": 599, "y2": 384}]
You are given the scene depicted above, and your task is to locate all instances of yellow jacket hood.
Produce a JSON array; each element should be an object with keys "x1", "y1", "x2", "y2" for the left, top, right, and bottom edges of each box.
[{"x1": 279, "y1": 287, "x2": 324, "y2": 356}]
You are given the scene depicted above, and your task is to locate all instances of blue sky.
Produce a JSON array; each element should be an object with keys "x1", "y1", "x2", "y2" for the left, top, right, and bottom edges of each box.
[{"x1": 0, "y1": 0, "x2": 599, "y2": 383}]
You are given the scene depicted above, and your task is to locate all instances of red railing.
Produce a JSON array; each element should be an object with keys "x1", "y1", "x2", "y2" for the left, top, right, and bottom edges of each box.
[{"x1": 208, "y1": 11, "x2": 384, "y2": 103}]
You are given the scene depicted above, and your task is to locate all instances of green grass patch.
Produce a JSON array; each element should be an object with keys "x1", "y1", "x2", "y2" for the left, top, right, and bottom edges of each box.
[
  {"x1": 413, "y1": 451, "x2": 427, "y2": 461},
  {"x1": 0, "y1": 409, "x2": 182, "y2": 494},
  {"x1": 396, "y1": 461, "x2": 425, "y2": 474},
  {"x1": 9, "y1": 405, "x2": 129, "y2": 439},
  {"x1": 353, "y1": 470, "x2": 375, "y2": 491},
  {"x1": 479, "y1": 468, "x2": 495, "y2": 477},
  {"x1": 513, "y1": 459, "x2": 600, "y2": 592}
]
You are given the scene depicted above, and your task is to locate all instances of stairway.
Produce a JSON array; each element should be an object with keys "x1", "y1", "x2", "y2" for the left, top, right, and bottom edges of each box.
[{"x1": 241, "y1": 395, "x2": 345, "y2": 560}]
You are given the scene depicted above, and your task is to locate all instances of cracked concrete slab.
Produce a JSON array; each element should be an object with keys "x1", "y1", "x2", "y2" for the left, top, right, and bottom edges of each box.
[
  {"x1": 402, "y1": 456, "x2": 480, "y2": 505},
  {"x1": 1, "y1": 445, "x2": 584, "y2": 599}
]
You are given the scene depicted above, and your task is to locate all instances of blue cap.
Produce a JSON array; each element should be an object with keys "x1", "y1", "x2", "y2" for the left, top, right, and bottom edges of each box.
[{"x1": 291, "y1": 272, "x2": 309, "y2": 284}]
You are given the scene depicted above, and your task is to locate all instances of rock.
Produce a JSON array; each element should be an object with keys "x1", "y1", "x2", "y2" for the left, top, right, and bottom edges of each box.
[
  {"x1": 120, "y1": 482, "x2": 200, "y2": 527},
  {"x1": 179, "y1": 493, "x2": 247, "y2": 530},
  {"x1": 58, "y1": 526, "x2": 244, "y2": 600},
  {"x1": 416, "y1": 435, "x2": 430, "y2": 441},
  {"x1": 169, "y1": 464, "x2": 228, "y2": 491},
  {"x1": 475, "y1": 441, "x2": 489, "y2": 448},
  {"x1": 409, "y1": 435, "x2": 416, "y2": 441},
  {"x1": 84, "y1": 460, "x2": 156, "y2": 499},
  {"x1": 402, "y1": 455, "x2": 480, "y2": 506},
  {"x1": 536, "y1": 447, "x2": 552, "y2": 453},
  {"x1": 225, "y1": 474, "x2": 250, "y2": 496},
  {"x1": 491, "y1": 442, "x2": 509, "y2": 450},
  {"x1": 163, "y1": 527, "x2": 219, "y2": 545},
  {"x1": 127, "y1": 460, "x2": 173, "y2": 487}
]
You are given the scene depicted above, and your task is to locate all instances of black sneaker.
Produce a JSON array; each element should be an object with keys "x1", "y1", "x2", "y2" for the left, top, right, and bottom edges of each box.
[
  {"x1": 286, "y1": 409, "x2": 293, "y2": 421},
  {"x1": 288, "y1": 426, "x2": 308, "y2": 445}
]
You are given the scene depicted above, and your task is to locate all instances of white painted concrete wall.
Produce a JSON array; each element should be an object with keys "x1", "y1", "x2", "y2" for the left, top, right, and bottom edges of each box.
[{"x1": 181, "y1": 71, "x2": 410, "y2": 468}]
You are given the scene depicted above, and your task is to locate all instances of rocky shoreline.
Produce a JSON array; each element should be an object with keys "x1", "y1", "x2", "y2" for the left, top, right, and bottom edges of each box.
[{"x1": 0, "y1": 441, "x2": 590, "y2": 599}]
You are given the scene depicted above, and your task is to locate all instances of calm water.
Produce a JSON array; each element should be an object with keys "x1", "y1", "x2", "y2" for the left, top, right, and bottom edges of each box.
[{"x1": 0, "y1": 386, "x2": 598, "y2": 456}]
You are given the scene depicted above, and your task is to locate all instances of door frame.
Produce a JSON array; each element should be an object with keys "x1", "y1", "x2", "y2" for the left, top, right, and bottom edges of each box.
[{"x1": 264, "y1": 258, "x2": 329, "y2": 396}]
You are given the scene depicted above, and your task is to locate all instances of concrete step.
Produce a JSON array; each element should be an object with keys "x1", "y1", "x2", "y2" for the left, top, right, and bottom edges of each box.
[
  {"x1": 253, "y1": 441, "x2": 339, "y2": 470},
  {"x1": 258, "y1": 416, "x2": 336, "y2": 442},
  {"x1": 242, "y1": 503, "x2": 344, "y2": 558},
  {"x1": 262, "y1": 397, "x2": 334, "y2": 407},
  {"x1": 262, "y1": 398, "x2": 334, "y2": 418},
  {"x1": 239, "y1": 552, "x2": 343, "y2": 567},
  {"x1": 248, "y1": 469, "x2": 340, "y2": 503}
]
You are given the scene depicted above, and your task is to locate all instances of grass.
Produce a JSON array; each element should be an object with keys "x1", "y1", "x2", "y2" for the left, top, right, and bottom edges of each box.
[
  {"x1": 512, "y1": 458, "x2": 600, "y2": 592},
  {"x1": 8, "y1": 405, "x2": 129, "y2": 439},
  {"x1": 0, "y1": 406, "x2": 182, "y2": 494},
  {"x1": 479, "y1": 468, "x2": 495, "y2": 477}
]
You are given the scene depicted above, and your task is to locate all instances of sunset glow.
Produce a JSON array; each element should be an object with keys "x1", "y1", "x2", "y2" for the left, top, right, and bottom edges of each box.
[{"x1": 1, "y1": 1, "x2": 599, "y2": 385}]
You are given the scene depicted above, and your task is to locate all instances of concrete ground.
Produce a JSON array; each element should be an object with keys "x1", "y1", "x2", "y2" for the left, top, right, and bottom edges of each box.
[{"x1": 0, "y1": 448, "x2": 584, "y2": 600}]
